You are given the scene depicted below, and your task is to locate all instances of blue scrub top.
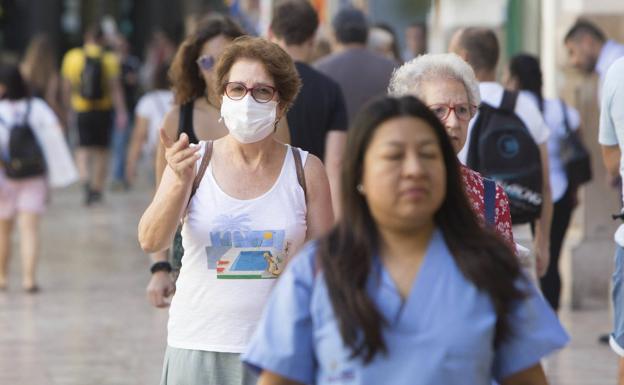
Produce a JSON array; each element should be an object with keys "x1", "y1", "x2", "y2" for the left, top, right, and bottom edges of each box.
[{"x1": 243, "y1": 229, "x2": 569, "y2": 385}]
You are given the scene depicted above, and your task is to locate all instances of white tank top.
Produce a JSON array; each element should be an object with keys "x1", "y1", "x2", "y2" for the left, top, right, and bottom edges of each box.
[{"x1": 167, "y1": 141, "x2": 308, "y2": 353}]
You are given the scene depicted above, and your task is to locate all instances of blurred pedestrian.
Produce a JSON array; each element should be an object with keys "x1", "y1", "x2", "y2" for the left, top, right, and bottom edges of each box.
[
  {"x1": 598, "y1": 57, "x2": 624, "y2": 385},
  {"x1": 0, "y1": 63, "x2": 77, "y2": 292},
  {"x1": 20, "y1": 35, "x2": 67, "y2": 129},
  {"x1": 125, "y1": 62, "x2": 173, "y2": 187},
  {"x1": 450, "y1": 27, "x2": 552, "y2": 280},
  {"x1": 403, "y1": 21, "x2": 427, "y2": 61},
  {"x1": 110, "y1": 35, "x2": 142, "y2": 191},
  {"x1": 505, "y1": 53, "x2": 589, "y2": 312},
  {"x1": 388, "y1": 53, "x2": 514, "y2": 247},
  {"x1": 242, "y1": 95, "x2": 568, "y2": 384},
  {"x1": 564, "y1": 19, "x2": 624, "y2": 93},
  {"x1": 61, "y1": 23, "x2": 128, "y2": 205},
  {"x1": 140, "y1": 29, "x2": 176, "y2": 90},
  {"x1": 269, "y1": 0, "x2": 348, "y2": 217},
  {"x1": 139, "y1": 36, "x2": 334, "y2": 385},
  {"x1": 315, "y1": 7, "x2": 396, "y2": 122},
  {"x1": 370, "y1": 23, "x2": 402, "y2": 63}
]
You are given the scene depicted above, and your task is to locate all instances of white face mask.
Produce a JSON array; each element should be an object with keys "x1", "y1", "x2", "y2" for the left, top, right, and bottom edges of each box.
[{"x1": 220, "y1": 95, "x2": 278, "y2": 144}]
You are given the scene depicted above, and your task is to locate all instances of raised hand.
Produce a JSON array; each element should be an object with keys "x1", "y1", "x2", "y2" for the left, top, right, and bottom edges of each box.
[{"x1": 160, "y1": 129, "x2": 201, "y2": 182}]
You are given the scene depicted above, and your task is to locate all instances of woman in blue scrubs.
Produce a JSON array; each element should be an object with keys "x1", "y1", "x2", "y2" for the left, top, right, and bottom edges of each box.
[{"x1": 243, "y1": 96, "x2": 568, "y2": 385}]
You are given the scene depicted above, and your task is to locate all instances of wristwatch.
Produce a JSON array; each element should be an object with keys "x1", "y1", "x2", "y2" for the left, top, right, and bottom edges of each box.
[{"x1": 150, "y1": 261, "x2": 172, "y2": 274}]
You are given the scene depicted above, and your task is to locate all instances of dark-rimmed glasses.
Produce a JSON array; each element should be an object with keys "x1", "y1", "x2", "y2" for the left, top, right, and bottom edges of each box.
[
  {"x1": 224, "y1": 82, "x2": 277, "y2": 103},
  {"x1": 196, "y1": 55, "x2": 215, "y2": 71},
  {"x1": 428, "y1": 103, "x2": 477, "y2": 122}
]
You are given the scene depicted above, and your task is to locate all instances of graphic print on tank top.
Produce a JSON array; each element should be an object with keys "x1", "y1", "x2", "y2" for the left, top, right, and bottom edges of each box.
[{"x1": 205, "y1": 213, "x2": 293, "y2": 279}]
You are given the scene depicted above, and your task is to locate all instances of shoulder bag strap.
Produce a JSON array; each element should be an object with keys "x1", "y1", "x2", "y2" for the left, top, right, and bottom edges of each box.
[
  {"x1": 560, "y1": 99, "x2": 572, "y2": 134},
  {"x1": 188, "y1": 140, "x2": 213, "y2": 205},
  {"x1": 500, "y1": 90, "x2": 518, "y2": 113},
  {"x1": 291, "y1": 146, "x2": 308, "y2": 204},
  {"x1": 483, "y1": 177, "x2": 496, "y2": 227}
]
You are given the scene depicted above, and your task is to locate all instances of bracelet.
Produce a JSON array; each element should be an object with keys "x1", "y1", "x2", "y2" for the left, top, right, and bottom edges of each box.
[{"x1": 150, "y1": 261, "x2": 172, "y2": 274}]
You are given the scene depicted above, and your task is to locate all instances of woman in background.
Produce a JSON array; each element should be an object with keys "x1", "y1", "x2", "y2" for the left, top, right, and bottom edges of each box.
[{"x1": 505, "y1": 53, "x2": 586, "y2": 311}]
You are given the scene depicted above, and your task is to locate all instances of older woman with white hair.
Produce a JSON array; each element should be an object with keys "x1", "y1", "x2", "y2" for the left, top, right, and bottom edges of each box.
[{"x1": 389, "y1": 53, "x2": 514, "y2": 246}]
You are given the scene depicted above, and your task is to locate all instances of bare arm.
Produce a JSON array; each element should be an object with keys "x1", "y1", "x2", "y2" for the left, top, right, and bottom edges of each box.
[
  {"x1": 602, "y1": 144, "x2": 621, "y2": 180},
  {"x1": 534, "y1": 142, "x2": 552, "y2": 278},
  {"x1": 303, "y1": 154, "x2": 334, "y2": 241},
  {"x1": 501, "y1": 363, "x2": 548, "y2": 385},
  {"x1": 258, "y1": 371, "x2": 305, "y2": 385},
  {"x1": 126, "y1": 115, "x2": 149, "y2": 186},
  {"x1": 138, "y1": 131, "x2": 199, "y2": 252},
  {"x1": 324, "y1": 130, "x2": 346, "y2": 221}
]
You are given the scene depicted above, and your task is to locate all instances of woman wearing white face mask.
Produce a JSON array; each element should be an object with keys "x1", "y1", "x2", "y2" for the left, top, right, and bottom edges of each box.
[{"x1": 138, "y1": 36, "x2": 334, "y2": 385}]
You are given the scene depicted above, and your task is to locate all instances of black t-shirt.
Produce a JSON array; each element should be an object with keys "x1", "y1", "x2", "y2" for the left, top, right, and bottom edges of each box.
[{"x1": 287, "y1": 62, "x2": 348, "y2": 160}]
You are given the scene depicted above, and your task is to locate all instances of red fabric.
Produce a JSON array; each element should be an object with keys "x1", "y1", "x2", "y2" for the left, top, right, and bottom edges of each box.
[{"x1": 460, "y1": 165, "x2": 514, "y2": 247}]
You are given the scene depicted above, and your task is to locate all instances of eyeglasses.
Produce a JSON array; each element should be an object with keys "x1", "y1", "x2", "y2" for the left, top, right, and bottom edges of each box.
[
  {"x1": 428, "y1": 103, "x2": 477, "y2": 122},
  {"x1": 224, "y1": 82, "x2": 277, "y2": 103},
  {"x1": 196, "y1": 55, "x2": 215, "y2": 71}
]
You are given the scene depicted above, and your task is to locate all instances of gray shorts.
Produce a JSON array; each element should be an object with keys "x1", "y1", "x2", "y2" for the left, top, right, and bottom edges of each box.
[{"x1": 160, "y1": 346, "x2": 258, "y2": 385}]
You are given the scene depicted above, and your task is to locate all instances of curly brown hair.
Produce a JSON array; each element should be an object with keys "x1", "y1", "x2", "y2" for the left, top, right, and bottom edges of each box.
[
  {"x1": 169, "y1": 14, "x2": 245, "y2": 104},
  {"x1": 214, "y1": 36, "x2": 301, "y2": 111}
]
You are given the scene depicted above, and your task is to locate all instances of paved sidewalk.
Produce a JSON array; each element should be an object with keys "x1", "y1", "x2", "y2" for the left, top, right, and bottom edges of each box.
[{"x1": 0, "y1": 181, "x2": 616, "y2": 384}]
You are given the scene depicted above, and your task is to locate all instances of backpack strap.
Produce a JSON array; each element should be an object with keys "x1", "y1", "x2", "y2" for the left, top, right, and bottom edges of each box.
[
  {"x1": 560, "y1": 99, "x2": 572, "y2": 134},
  {"x1": 291, "y1": 146, "x2": 308, "y2": 204},
  {"x1": 188, "y1": 140, "x2": 213, "y2": 204},
  {"x1": 483, "y1": 177, "x2": 496, "y2": 227},
  {"x1": 499, "y1": 90, "x2": 518, "y2": 114}
]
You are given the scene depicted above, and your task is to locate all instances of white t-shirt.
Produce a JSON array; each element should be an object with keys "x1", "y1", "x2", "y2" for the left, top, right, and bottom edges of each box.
[
  {"x1": 598, "y1": 58, "x2": 624, "y2": 246},
  {"x1": 167, "y1": 142, "x2": 309, "y2": 353},
  {"x1": 0, "y1": 98, "x2": 77, "y2": 187},
  {"x1": 458, "y1": 82, "x2": 550, "y2": 163},
  {"x1": 134, "y1": 90, "x2": 173, "y2": 158},
  {"x1": 596, "y1": 40, "x2": 624, "y2": 94},
  {"x1": 523, "y1": 92, "x2": 581, "y2": 202}
]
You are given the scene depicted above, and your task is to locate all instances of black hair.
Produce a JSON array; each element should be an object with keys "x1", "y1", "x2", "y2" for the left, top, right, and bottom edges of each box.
[
  {"x1": 318, "y1": 95, "x2": 524, "y2": 363},
  {"x1": 509, "y1": 54, "x2": 544, "y2": 112},
  {"x1": 0, "y1": 62, "x2": 29, "y2": 100},
  {"x1": 564, "y1": 19, "x2": 606, "y2": 43},
  {"x1": 152, "y1": 61, "x2": 171, "y2": 90},
  {"x1": 456, "y1": 27, "x2": 499, "y2": 73},
  {"x1": 84, "y1": 22, "x2": 104, "y2": 43},
  {"x1": 271, "y1": 0, "x2": 319, "y2": 46},
  {"x1": 332, "y1": 8, "x2": 368, "y2": 45}
]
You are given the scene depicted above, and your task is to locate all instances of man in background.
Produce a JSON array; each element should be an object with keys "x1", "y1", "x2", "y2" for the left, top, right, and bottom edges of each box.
[
  {"x1": 315, "y1": 7, "x2": 396, "y2": 123},
  {"x1": 61, "y1": 24, "x2": 127, "y2": 205},
  {"x1": 598, "y1": 57, "x2": 624, "y2": 385},
  {"x1": 270, "y1": 0, "x2": 348, "y2": 217}
]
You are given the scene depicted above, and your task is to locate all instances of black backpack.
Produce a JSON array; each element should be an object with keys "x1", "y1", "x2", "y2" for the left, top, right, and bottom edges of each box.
[
  {"x1": 80, "y1": 53, "x2": 104, "y2": 100},
  {"x1": 0, "y1": 101, "x2": 47, "y2": 179},
  {"x1": 467, "y1": 91, "x2": 543, "y2": 224}
]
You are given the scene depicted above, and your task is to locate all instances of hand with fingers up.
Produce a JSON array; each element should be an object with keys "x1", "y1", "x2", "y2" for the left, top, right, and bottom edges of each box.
[{"x1": 160, "y1": 129, "x2": 201, "y2": 183}]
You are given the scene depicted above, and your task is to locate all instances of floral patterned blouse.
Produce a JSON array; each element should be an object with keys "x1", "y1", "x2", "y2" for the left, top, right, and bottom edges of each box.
[{"x1": 461, "y1": 165, "x2": 514, "y2": 247}]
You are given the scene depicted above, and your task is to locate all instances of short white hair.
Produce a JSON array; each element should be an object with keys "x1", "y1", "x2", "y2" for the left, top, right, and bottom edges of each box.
[{"x1": 388, "y1": 53, "x2": 481, "y2": 106}]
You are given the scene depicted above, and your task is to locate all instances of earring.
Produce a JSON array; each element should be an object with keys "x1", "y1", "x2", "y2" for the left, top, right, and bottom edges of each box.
[{"x1": 356, "y1": 184, "x2": 365, "y2": 194}]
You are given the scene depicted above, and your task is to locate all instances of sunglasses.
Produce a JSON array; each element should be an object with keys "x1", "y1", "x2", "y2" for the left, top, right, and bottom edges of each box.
[{"x1": 196, "y1": 55, "x2": 215, "y2": 71}]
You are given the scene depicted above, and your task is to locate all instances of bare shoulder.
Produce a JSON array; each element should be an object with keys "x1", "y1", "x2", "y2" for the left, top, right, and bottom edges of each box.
[
  {"x1": 303, "y1": 153, "x2": 327, "y2": 180},
  {"x1": 161, "y1": 105, "x2": 181, "y2": 136}
]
